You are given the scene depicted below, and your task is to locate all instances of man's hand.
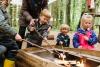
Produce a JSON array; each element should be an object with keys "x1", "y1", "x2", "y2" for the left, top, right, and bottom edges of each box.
[
  {"x1": 29, "y1": 19, "x2": 35, "y2": 26},
  {"x1": 15, "y1": 33, "x2": 22, "y2": 41}
]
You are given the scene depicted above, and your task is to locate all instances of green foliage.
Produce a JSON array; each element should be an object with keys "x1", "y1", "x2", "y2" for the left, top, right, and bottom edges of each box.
[
  {"x1": 8, "y1": 0, "x2": 100, "y2": 32},
  {"x1": 70, "y1": 0, "x2": 86, "y2": 31},
  {"x1": 49, "y1": 0, "x2": 87, "y2": 31},
  {"x1": 8, "y1": 4, "x2": 21, "y2": 31}
]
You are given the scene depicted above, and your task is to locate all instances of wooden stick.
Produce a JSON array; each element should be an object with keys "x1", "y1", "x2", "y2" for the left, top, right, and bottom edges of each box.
[{"x1": 22, "y1": 39, "x2": 53, "y2": 53}]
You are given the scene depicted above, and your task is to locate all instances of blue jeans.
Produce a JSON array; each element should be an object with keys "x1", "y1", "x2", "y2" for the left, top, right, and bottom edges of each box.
[
  {"x1": 0, "y1": 45, "x2": 6, "y2": 55},
  {"x1": 0, "y1": 38, "x2": 19, "y2": 67},
  {"x1": 0, "y1": 45, "x2": 6, "y2": 67},
  {"x1": 0, "y1": 40, "x2": 19, "y2": 60}
]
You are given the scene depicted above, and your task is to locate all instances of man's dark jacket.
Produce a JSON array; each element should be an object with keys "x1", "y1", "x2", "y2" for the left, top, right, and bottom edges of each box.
[{"x1": 19, "y1": 0, "x2": 48, "y2": 27}]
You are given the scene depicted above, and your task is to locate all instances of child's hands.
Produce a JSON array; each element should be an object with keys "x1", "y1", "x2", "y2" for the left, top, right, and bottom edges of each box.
[
  {"x1": 78, "y1": 46, "x2": 82, "y2": 49},
  {"x1": 84, "y1": 36, "x2": 89, "y2": 40},
  {"x1": 30, "y1": 19, "x2": 35, "y2": 26},
  {"x1": 59, "y1": 41, "x2": 63, "y2": 45}
]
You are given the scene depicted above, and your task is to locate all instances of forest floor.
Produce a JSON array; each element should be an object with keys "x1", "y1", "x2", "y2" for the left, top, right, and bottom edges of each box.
[{"x1": 42, "y1": 30, "x2": 100, "y2": 51}]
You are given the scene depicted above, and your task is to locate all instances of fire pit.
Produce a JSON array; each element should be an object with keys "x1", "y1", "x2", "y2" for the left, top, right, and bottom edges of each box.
[{"x1": 16, "y1": 47, "x2": 100, "y2": 67}]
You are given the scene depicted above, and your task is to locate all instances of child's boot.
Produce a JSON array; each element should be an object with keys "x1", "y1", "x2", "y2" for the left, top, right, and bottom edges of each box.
[{"x1": 4, "y1": 59, "x2": 15, "y2": 67}]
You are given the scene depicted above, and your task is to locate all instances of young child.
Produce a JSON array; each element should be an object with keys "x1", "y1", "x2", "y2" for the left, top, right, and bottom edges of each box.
[
  {"x1": 25, "y1": 9, "x2": 52, "y2": 47},
  {"x1": 56, "y1": 24, "x2": 70, "y2": 47},
  {"x1": 73, "y1": 13, "x2": 98, "y2": 50}
]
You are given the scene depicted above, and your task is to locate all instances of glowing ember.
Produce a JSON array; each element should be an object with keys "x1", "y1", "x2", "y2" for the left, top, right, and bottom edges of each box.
[
  {"x1": 76, "y1": 57, "x2": 86, "y2": 67},
  {"x1": 59, "y1": 53, "x2": 66, "y2": 60}
]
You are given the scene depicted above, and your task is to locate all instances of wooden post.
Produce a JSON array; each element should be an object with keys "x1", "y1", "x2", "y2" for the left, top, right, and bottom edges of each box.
[
  {"x1": 98, "y1": 25, "x2": 100, "y2": 43},
  {"x1": 94, "y1": 13, "x2": 100, "y2": 43}
]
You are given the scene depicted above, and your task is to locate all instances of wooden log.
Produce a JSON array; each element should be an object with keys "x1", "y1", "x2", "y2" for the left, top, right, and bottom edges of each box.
[
  {"x1": 16, "y1": 48, "x2": 64, "y2": 67},
  {"x1": 59, "y1": 47, "x2": 100, "y2": 57}
]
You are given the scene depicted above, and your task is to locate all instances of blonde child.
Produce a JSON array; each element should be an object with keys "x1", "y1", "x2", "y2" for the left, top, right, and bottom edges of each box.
[
  {"x1": 26, "y1": 9, "x2": 52, "y2": 47},
  {"x1": 73, "y1": 13, "x2": 98, "y2": 50},
  {"x1": 56, "y1": 24, "x2": 70, "y2": 47}
]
